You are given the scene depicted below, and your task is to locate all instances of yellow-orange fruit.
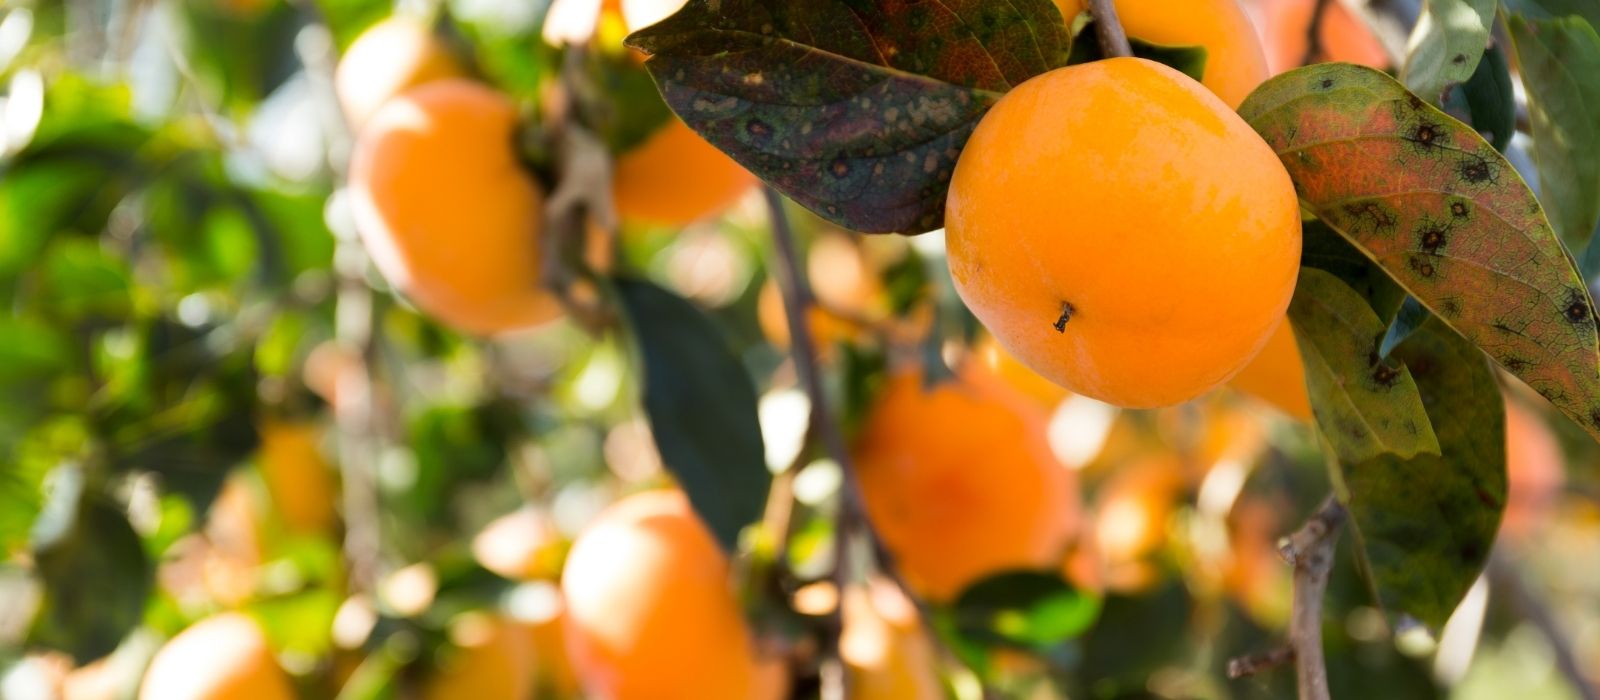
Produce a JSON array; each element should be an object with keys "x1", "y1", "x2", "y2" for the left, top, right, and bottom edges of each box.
[
  {"x1": 513, "y1": 601, "x2": 582, "y2": 697},
  {"x1": 1227, "y1": 321, "x2": 1312, "y2": 420},
  {"x1": 613, "y1": 119, "x2": 756, "y2": 227},
  {"x1": 973, "y1": 333, "x2": 1071, "y2": 409},
  {"x1": 471, "y1": 507, "x2": 567, "y2": 581},
  {"x1": 854, "y1": 368, "x2": 1080, "y2": 601},
  {"x1": 1251, "y1": 0, "x2": 1389, "y2": 75},
  {"x1": 1057, "y1": 0, "x2": 1270, "y2": 107},
  {"x1": 335, "y1": 16, "x2": 464, "y2": 130},
  {"x1": 422, "y1": 614, "x2": 532, "y2": 700},
  {"x1": 257, "y1": 421, "x2": 338, "y2": 534},
  {"x1": 945, "y1": 58, "x2": 1301, "y2": 409},
  {"x1": 561, "y1": 490, "x2": 769, "y2": 699},
  {"x1": 1091, "y1": 456, "x2": 1185, "y2": 593},
  {"x1": 1500, "y1": 398, "x2": 1565, "y2": 541},
  {"x1": 137, "y1": 613, "x2": 295, "y2": 700},
  {"x1": 841, "y1": 581, "x2": 942, "y2": 700},
  {"x1": 621, "y1": 0, "x2": 687, "y2": 31},
  {"x1": 756, "y1": 279, "x2": 865, "y2": 353},
  {"x1": 350, "y1": 80, "x2": 561, "y2": 336}
]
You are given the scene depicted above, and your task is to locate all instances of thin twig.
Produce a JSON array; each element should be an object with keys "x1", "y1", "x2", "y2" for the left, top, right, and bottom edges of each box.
[
  {"x1": 1228, "y1": 645, "x2": 1296, "y2": 679},
  {"x1": 1086, "y1": 0, "x2": 1133, "y2": 59},
  {"x1": 1302, "y1": 0, "x2": 1334, "y2": 67},
  {"x1": 764, "y1": 187, "x2": 860, "y2": 700},
  {"x1": 1280, "y1": 495, "x2": 1347, "y2": 700},
  {"x1": 1487, "y1": 550, "x2": 1600, "y2": 700}
]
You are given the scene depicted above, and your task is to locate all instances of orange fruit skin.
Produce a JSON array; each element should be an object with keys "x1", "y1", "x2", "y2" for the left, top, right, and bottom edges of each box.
[
  {"x1": 257, "y1": 420, "x2": 339, "y2": 534},
  {"x1": 471, "y1": 507, "x2": 567, "y2": 582},
  {"x1": 945, "y1": 58, "x2": 1301, "y2": 409},
  {"x1": 137, "y1": 613, "x2": 295, "y2": 700},
  {"x1": 1500, "y1": 398, "x2": 1565, "y2": 541},
  {"x1": 854, "y1": 368, "x2": 1081, "y2": 602},
  {"x1": 422, "y1": 616, "x2": 533, "y2": 700},
  {"x1": 335, "y1": 17, "x2": 464, "y2": 130},
  {"x1": 841, "y1": 582, "x2": 942, "y2": 700},
  {"x1": 514, "y1": 606, "x2": 582, "y2": 696},
  {"x1": 1227, "y1": 320, "x2": 1312, "y2": 420},
  {"x1": 1251, "y1": 0, "x2": 1388, "y2": 75},
  {"x1": 974, "y1": 333, "x2": 1071, "y2": 410},
  {"x1": 1058, "y1": 0, "x2": 1270, "y2": 107},
  {"x1": 561, "y1": 490, "x2": 768, "y2": 700},
  {"x1": 350, "y1": 80, "x2": 561, "y2": 336},
  {"x1": 613, "y1": 119, "x2": 756, "y2": 227}
]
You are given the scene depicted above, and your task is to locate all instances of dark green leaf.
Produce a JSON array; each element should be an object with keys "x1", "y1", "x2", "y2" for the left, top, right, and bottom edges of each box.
[
  {"x1": 1503, "y1": 0, "x2": 1600, "y2": 28},
  {"x1": 1507, "y1": 15, "x2": 1600, "y2": 255},
  {"x1": 615, "y1": 277, "x2": 770, "y2": 553},
  {"x1": 1301, "y1": 219, "x2": 1406, "y2": 319},
  {"x1": 29, "y1": 483, "x2": 152, "y2": 664},
  {"x1": 1441, "y1": 41, "x2": 1514, "y2": 153},
  {"x1": 626, "y1": 0, "x2": 1072, "y2": 233},
  {"x1": 1290, "y1": 269, "x2": 1439, "y2": 464},
  {"x1": 1340, "y1": 317, "x2": 1505, "y2": 629},
  {"x1": 946, "y1": 570, "x2": 1100, "y2": 650},
  {"x1": 572, "y1": 45, "x2": 677, "y2": 155},
  {"x1": 1403, "y1": 0, "x2": 1495, "y2": 105},
  {"x1": 1240, "y1": 63, "x2": 1600, "y2": 446}
]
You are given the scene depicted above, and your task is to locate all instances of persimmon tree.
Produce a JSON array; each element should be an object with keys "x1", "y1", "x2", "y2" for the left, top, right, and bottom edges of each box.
[{"x1": 3, "y1": 0, "x2": 1600, "y2": 699}]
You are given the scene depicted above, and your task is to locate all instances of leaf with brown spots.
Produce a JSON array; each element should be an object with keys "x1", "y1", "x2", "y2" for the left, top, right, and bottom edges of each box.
[
  {"x1": 626, "y1": 0, "x2": 1071, "y2": 234},
  {"x1": 1289, "y1": 269, "x2": 1439, "y2": 465},
  {"x1": 1240, "y1": 63, "x2": 1600, "y2": 446},
  {"x1": 1339, "y1": 315, "x2": 1505, "y2": 631}
]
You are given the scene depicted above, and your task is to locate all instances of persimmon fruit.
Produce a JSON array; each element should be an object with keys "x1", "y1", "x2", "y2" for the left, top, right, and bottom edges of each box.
[
  {"x1": 1056, "y1": 0, "x2": 1270, "y2": 107},
  {"x1": 349, "y1": 80, "x2": 561, "y2": 336},
  {"x1": 137, "y1": 613, "x2": 295, "y2": 700},
  {"x1": 561, "y1": 490, "x2": 774, "y2": 700},
  {"x1": 613, "y1": 119, "x2": 756, "y2": 227},
  {"x1": 945, "y1": 58, "x2": 1301, "y2": 409},
  {"x1": 854, "y1": 367, "x2": 1080, "y2": 601},
  {"x1": 335, "y1": 16, "x2": 464, "y2": 130},
  {"x1": 1227, "y1": 321, "x2": 1312, "y2": 420}
]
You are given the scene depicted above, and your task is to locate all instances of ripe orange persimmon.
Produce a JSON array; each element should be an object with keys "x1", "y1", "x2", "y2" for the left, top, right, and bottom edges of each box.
[
  {"x1": 257, "y1": 420, "x2": 338, "y2": 534},
  {"x1": 1501, "y1": 398, "x2": 1565, "y2": 541},
  {"x1": 1249, "y1": 0, "x2": 1388, "y2": 75},
  {"x1": 335, "y1": 16, "x2": 464, "y2": 130},
  {"x1": 613, "y1": 119, "x2": 756, "y2": 227},
  {"x1": 471, "y1": 507, "x2": 567, "y2": 581},
  {"x1": 561, "y1": 490, "x2": 771, "y2": 700},
  {"x1": 973, "y1": 333, "x2": 1071, "y2": 410},
  {"x1": 854, "y1": 367, "x2": 1080, "y2": 601},
  {"x1": 137, "y1": 613, "x2": 295, "y2": 700},
  {"x1": 349, "y1": 80, "x2": 561, "y2": 336},
  {"x1": 945, "y1": 58, "x2": 1301, "y2": 409},
  {"x1": 512, "y1": 594, "x2": 582, "y2": 697},
  {"x1": 1227, "y1": 321, "x2": 1312, "y2": 420},
  {"x1": 422, "y1": 614, "x2": 533, "y2": 700},
  {"x1": 1056, "y1": 0, "x2": 1269, "y2": 107},
  {"x1": 841, "y1": 581, "x2": 942, "y2": 700}
]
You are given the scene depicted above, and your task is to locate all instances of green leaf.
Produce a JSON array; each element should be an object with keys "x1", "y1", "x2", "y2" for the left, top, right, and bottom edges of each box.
[
  {"x1": 29, "y1": 482, "x2": 152, "y2": 664},
  {"x1": 945, "y1": 570, "x2": 1100, "y2": 651},
  {"x1": 1301, "y1": 219, "x2": 1406, "y2": 319},
  {"x1": 0, "y1": 160, "x2": 106, "y2": 286},
  {"x1": 1503, "y1": 0, "x2": 1600, "y2": 28},
  {"x1": 1441, "y1": 41, "x2": 1515, "y2": 153},
  {"x1": 1403, "y1": 0, "x2": 1495, "y2": 105},
  {"x1": 1239, "y1": 63, "x2": 1600, "y2": 446},
  {"x1": 1507, "y1": 15, "x2": 1600, "y2": 255},
  {"x1": 571, "y1": 45, "x2": 677, "y2": 155},
  {"x1": 626, "y1": 0, "x2": 1072, "y2": 234},
  {"x1": 39, "y1": 238, "x2": 134, "y2": 321},
  {"x1": 1289, "y1": 269, "x2": 1439, "y2": 464},
  {"x1": 1338, "y1": 317, "x2": 1505, "y2": 630},
  {"x1": 614, "y1": 277, "x2": 770, "y2": 553}
]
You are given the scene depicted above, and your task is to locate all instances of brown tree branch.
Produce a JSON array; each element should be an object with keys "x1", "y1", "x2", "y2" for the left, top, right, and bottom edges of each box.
[
  {"x1": 1227, "y1": 646, "x2": 1296, "y2": 679},
  {"x1": 1281, "y1": 495, "x2": 1347, "y2": 700},
  {"x1": 1086, "y1": 0, "x2": 1133, "y2": 59},
  {"x1": 1487, "y1": 550, "x2": 1600, "y2": 700}
]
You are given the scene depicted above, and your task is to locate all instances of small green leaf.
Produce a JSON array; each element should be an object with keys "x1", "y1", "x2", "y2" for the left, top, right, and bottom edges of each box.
[
  {"x1": 626, "y1": 0, "x2": 1072, "y2": 234},
  {"x1": 1290, "y1": 269, "x2": 1439, "y2": 464},
  {"x1": 1507, "y1": 15, "x2": 1600, "y2": 255},
  {"x1": 1403, "y1": 0, "x2": 1495, "y2": 105},
  {"x1": 946, "y1": 570, "x2": 1100, "y2": 650},
  {"x1": 1240, "y1": 63, "x2": 1600, "y2": 446},
  {"x1": 1441, "y1": 41, "x2": 1515, "y2": 153},
  {"x1": 1339, "y1": 316, "x2": 1505, "y2": 630},
  {"x1": 29, "y1": 484, "x2": 152, "y2": 664},
  {"x1": 615, "y1": 277, "x2": 771, "y2": 553}
]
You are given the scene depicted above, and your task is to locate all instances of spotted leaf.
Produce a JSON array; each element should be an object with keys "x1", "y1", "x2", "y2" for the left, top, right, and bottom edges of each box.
[
  {"x1": 1240, "y1": 63, "x2": 1600, "y2": 445},
  {"x1": 1340, "y1": 315, "x2": 1505, "y2": 630},
  {"x1": 1289, "y1": 269, "x2": 1439, "y2": 465},
  {"x1": 626, "y1": 0, "x2": 1071, "y2": 234}
]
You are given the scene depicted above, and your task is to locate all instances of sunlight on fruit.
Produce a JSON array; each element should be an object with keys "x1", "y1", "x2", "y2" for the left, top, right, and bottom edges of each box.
[
  {"x1": 379, "y1": 563, "x2": 438, "y2": 617},
  {"x1": 137, "y1": 613, "x2": 295, "y2": 700},
  {"x1": 472, "y1": 507, "x2": 568, "y2": 581}
]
